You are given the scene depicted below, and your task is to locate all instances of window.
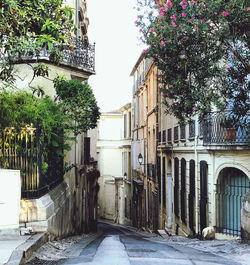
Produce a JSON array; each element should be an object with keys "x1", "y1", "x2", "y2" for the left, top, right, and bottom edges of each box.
[
  {"x1": 162, "y1": 130, "x2": 166, "y2": 143},
  {"x1": 124, "y1": 114, "x2": 127, "y2": 139},
  {"x1": 180, "y1": 125, "x2": 186, "y2": 141},
  {"x1": 174, "y1": 126, "x2": 179, "y2": 142},
  {"x1": 189, "y1": 120, "x2": 195, "y2": 139},
  {"x1": 168, "y1": 128, "x2": 172, "y2": 143}
]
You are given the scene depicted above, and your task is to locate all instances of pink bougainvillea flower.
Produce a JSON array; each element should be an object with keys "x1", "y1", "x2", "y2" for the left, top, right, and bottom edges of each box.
[
  {"x1": 160, "y1": 12, "x2": 165, "y2": 18},
  {"x1": 192, "y1": 106, "x2": 197, "y2": 110},
  {"x1": 150, "y1": 27, "x2": 155, "y2": 32},
  {"x1": 161, "y1": 92, "x2": 165, "y2": 97},
  {"x1": 182, "y1": 5, "x2": 187, "y2": 9},
  {"x1": 222, "y1": 11, "x2": 229, "y2": 16},
  {"x1": 247, "y1": 7, "x2": 250, "y2": 11},
  {"x1": 139, "y1": 28, "x2": 142, "y2": 32},
  {"x1": 192, "y1": 1, "x2": 198, "y2": 5},
  {"x1": 207, "y1": 8, "x2": 210, "y2": 11},
  {"x1": 161, "y1": 25, "x2": 166, "y2": 29},
  {"x1": 190, "y1": 18, "x2": 194, "y2": 22},
  {"x1": 194, "y1": 26, "x2": 198, "y2": 30},
  {"x1": 172, "y1": 22, "x2": 177, "y2": 27},
  {"x1": 179, "y1": 25, "x2": 183, "y2": 30},
  {"x1": 170, "y1": 14, "x2": 177, "y2": 20},
  {"x1": 182, "y1": 0, "x2": 186, "y2": 3},
  {"x1": 226, "y1": 67, "x2": 230, "y2": 70},
  {"x1": 183, "y1": 23, "x2": 186, "y2": 26},
  {"x1": 214, "y1": 12, "x2": 218, "y2": 15},
  {"x1": 143, "y1": 49, "x2": 147, "y2": 53},
  {"x1": 200, "y1": 19, "x2": 204, "y2": 22},
  {"x1": 182, "y1": 12, "x2": 186, "y2": 17},
  {"x1": 231, "y1": 53, "x2": 235, "y2": 58},
  {"x1": 161, "y1": 40, "x2": 166, "y2": 46},
  {"x1": 134, "y1": 20, "x2": 138, "y2": 24}
]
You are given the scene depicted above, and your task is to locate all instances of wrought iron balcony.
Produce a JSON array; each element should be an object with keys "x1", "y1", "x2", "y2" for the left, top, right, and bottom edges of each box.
[
  {"x1": 3, "y1": 37, "x2": 95, "y2": 73},
  {"x1": 203, "y1": 112, "x2": 249, "y2": 146}
]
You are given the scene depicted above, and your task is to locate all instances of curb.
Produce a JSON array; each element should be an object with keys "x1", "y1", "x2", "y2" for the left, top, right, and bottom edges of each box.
[{"x1": 6, "y1": 233, "x2": 48, "y2": 265}]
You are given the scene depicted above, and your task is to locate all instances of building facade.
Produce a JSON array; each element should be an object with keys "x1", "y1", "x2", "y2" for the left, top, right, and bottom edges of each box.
[
  {"x1": 96, "y1": 105, "x2": 132, "y2": 225},
  {"x1": 130, "y1": 54, "x2": 160, "y2": 231},
  {"x1": 130, "y1": 53, "x2": 250, "y2": 240}
]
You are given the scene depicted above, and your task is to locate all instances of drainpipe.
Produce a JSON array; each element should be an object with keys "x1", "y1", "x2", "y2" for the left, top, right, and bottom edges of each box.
[
  {"x1": 76, "y1": 0, "x2": 79, "y2": 38},
  {"x1": 194, "y1": 114, "x2": 199, "y2": 234},
  {"x1": 144, "y1": 120, "x2": 149, "y2": 228},
  {"x1": 155, "y1": 68, "x2": 160, "y2": 229}
]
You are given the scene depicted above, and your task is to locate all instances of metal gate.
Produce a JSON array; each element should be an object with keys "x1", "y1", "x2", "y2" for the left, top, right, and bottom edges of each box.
[{"x1": 216, "y1": 167, "x2": 250, "y2": 236}]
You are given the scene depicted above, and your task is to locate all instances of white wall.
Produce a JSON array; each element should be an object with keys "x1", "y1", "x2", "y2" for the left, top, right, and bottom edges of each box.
[
  {"x1": 98, "y1": 115, "x2": 123, "y2": 140},
  {"x1": 0, "y1": 170, "x2": 21, "y2": 229},
  {"x1": 98, "y1": 148, "x2": 122, "y2": 176}
]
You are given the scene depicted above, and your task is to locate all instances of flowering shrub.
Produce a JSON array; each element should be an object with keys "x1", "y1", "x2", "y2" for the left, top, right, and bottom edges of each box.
[{"x1": 136, "y1": 0, "x2": 249, "y2": 125}]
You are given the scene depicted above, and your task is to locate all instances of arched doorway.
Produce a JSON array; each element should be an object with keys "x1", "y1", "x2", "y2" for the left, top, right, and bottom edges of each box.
[{"x1": 216, "y1": 167, "x2": 250, "y2": 236}]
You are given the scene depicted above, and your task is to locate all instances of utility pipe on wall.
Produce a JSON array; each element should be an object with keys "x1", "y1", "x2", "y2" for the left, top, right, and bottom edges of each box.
[
  {"x1": 194, "y1": 114, "x2": 199, "y2": 234},
  {"x1": 76, "y1": 0, "x2": 79, "y2": 38}
]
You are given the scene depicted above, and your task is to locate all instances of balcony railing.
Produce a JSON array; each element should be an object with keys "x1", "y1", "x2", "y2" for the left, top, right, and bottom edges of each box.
[
  {"x1": 2, "y1": 37, "x2": 95, "y2": 73},
  {"x1": 203, "y1": 112, "x2": 249, "y2": 146}
]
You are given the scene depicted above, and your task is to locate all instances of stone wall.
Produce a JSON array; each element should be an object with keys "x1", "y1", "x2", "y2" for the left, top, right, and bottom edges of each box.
[
  {"x1": 241, "y1": 189, "x2": 250, "y2": 243},
  {"x1": 20, "y1": 161, "x2": 100, "y2": 238}
]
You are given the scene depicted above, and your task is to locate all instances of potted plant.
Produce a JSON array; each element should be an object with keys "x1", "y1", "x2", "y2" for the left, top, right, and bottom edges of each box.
[{"x1": 220, "y1": 115, "x2": 236, "y2": 142}]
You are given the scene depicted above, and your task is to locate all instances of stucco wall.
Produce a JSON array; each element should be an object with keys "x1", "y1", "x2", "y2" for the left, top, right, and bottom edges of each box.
[{"x1": 98, "y1": 176, "x2": 116, "y2": 220}]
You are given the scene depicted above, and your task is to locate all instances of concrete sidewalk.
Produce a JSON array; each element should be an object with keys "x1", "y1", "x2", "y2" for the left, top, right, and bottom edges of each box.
[{"x1": 0, "y1": 230, "x2": 47, "y2": 265}]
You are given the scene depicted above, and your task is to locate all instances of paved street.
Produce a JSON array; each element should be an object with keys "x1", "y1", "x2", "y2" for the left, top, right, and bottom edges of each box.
[{"x1": 25, "y1": 222, "x2": 246, "y2": 265}]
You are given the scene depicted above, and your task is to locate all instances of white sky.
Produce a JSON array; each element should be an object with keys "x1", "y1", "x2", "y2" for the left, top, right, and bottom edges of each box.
[{"x1": 87, "y1": 0, "x2": 144, "y2": 112}]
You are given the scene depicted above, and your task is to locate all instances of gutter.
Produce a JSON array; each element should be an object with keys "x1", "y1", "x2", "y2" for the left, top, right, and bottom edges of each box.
[{"x1": 76, "y1": 0, "x2": 79, "y2": 38}]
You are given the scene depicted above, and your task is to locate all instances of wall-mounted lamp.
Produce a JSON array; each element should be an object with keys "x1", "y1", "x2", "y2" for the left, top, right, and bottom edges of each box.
[
  {"x1": 124, "y1": 172, "x2": 127, "y2": 180},
  {"x1": 138, "y1": 153, "x2": 143, "y2": 165}
]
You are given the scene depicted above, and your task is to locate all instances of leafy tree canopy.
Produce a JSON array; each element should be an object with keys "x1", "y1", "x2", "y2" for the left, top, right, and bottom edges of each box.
[
  {"x1": 0, "y1": 0, "x2": 75, "y2": 83},
  {"x1": 136, "y1": 0, "x2": 249, "y2": 125},
  {"x1": 54, "y1": 77, "x2": 100, "y2": 136}
]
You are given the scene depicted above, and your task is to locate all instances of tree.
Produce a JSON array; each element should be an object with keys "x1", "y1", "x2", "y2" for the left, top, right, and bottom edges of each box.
[
  {"x1": 0, "y1": 0, "x2": 74, "y2": 84},
  {"x1": 54, "y1": 78, "x2": 100, "y2": 136},
  {"x1": 136, "y1": 0, "x2": 249, "y2": 125}
]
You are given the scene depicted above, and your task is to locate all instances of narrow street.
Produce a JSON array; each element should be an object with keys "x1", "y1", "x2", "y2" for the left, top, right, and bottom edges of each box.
[{"x1": 26, "y1": 222, "x2": 243, "y2": 265}]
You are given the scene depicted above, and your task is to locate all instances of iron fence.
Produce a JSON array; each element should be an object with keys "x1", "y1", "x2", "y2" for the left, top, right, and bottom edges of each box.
[
  {"x1": 203, "y1": 112, "x2": 249, "y2": 145},
  {"x1": 0, "y1": 126, "x2": 63, "y2": 199}
]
